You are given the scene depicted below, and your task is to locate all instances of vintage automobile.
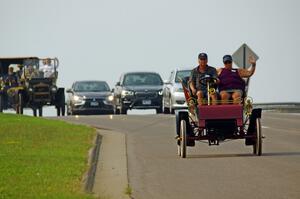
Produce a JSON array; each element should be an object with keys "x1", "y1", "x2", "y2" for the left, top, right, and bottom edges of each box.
[
  {"x1": 0, "y1": 57, "x2": 65, "y2": 116},
  {"x1": 176, "y1": 75, "x2": 263, "y2": 158}
]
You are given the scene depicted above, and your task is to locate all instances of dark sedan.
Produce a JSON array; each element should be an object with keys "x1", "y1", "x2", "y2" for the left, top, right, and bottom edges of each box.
[
  {"x1": 66, "y1": 81, "x2": 114, "y2": 115},
  {"x1": 113, "y1": 72, "x2": 163, "y2": 114}
]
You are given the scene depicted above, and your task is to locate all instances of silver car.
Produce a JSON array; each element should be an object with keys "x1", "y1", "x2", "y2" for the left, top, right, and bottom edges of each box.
[
  {"x1": 66, "y1": 81, "x2": 114, "y2": 115},
  {"x1": 162, "y1": 68, "x2": 192, "y2": 114}
]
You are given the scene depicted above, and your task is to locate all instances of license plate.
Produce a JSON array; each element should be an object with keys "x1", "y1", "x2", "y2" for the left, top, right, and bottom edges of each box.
[
  {"x1": 90, "y1": 102, "x2": 99, "y2": 106},
  {"x1": 142, "y1": 100, "x2": 151, "y2": 105}
]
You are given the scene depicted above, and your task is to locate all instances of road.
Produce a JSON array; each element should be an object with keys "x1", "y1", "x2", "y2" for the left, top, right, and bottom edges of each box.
[{"x1": 56, "y1": 112, "x2": 300, "y2": 199}]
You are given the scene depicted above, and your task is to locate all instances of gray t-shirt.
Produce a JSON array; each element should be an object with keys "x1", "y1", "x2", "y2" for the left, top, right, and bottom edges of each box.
[{"x1": 190, "y1": 65, "x2": 217, "y2": 92}]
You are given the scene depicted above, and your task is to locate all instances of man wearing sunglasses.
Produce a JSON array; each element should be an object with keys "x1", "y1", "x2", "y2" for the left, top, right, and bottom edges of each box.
[
  {"x1": 217, "y1": 55, "x2": 256, "y2": 104},
  {"x1": 190, "y1": 53, "x2": 218, "y2": 105}
]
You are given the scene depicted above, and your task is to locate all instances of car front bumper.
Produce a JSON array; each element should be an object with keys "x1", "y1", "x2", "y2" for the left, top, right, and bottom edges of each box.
[
  {"x1": 122, "y1": 95, "x2": 163, "y2": 109},
  {"x1": 72, "y1": 98, "x2": 114, "y2": 114}
]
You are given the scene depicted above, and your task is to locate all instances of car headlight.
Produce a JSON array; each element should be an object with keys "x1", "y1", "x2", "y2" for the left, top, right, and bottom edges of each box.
[
  {"x1": 121, "y1": 90, "x2": 134, "y2": 97},
  {"x1": 73, "y1": 95, "x2": 84, "y2": 101},
  {"x1": 51, "y1": 86, "x2": 57, "y2": 92},
  {"x1": 158, "y1": 90, "x2": 163, "y2": 95},
  {"x1": 107, "y1": 95, "x2": 114, "y2": 101},
  {"x1": 28, "y1": 87, "x2": 33, "y2": 92},
  {"x1": 104, "y1": 95, "x2": 114, "y2": 105}
]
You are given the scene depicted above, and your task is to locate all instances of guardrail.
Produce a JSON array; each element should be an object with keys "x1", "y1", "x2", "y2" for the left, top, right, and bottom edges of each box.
[{"x1": 253, "y1": 102, "x2": 300, "y2": 112}]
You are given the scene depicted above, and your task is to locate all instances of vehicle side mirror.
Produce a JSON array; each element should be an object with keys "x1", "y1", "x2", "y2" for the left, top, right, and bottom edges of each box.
[
  {"x1": 111, "y1": 88, "x2": 115, "y2": 93},
  {"x1": 116, "y1": 82, "x2": 121, "y2": 86},
  {"x1": 66, "y1": 88, "x2": 73, "y2": 93}
]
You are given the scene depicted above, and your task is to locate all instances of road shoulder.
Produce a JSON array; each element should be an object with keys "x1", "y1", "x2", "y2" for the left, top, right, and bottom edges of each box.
[{"x1": 93, "y1": 130, "x2": 131, "y2": 199}]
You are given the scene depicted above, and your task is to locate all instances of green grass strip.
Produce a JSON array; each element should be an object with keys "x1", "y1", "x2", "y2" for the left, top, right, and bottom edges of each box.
[{"x1": 0, "y1": 114, "x2": 96, "y2": 199}]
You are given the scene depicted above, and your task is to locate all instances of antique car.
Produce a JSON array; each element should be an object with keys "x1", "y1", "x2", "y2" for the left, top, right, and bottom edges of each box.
[
  {"x1": 0, "y1": 57, "x2": 65, "y2": 116},
  {"x1": 176, "y1": 75, "x2": 263, "y2": 158}
]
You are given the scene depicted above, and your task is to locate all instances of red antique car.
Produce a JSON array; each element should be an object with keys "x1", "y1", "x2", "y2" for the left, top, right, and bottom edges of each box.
[{"x1": 175, "y1": 76, "x2": 262, "y2": 158}]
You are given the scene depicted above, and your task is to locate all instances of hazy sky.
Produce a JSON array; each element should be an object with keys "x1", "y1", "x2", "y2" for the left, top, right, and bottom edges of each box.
[{"x1": 1, "y1": 0, "x2": 299, "y2": 103}]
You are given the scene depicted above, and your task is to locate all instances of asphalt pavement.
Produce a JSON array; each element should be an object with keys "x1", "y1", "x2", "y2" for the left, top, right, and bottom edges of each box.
[{"x1": 56, "y1": 112, "x2": 300, "y2": 199}]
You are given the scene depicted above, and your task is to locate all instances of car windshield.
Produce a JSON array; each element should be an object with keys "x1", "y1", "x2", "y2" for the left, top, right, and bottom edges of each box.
[
  {"x1": 123, "y1": 73, "x2": 163, "y2": 86},
  {"x1": 74, "y1": 82, "x2": 110, "y2": 92},
  {"x1": 175, "y1": 70, "x2": 191, "y2": 83}
]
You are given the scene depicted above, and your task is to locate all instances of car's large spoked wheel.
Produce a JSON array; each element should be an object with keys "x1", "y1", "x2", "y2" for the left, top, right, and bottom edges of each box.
[
  {"x1": 253, "y1": 118, "x2": 262, "y2": 156},
  {"x1": 180, "y1": 120, "x2": 187, "y2": 158},
  {"x1": 17, "y1": 93, "x2": 23, "y2": 115}
]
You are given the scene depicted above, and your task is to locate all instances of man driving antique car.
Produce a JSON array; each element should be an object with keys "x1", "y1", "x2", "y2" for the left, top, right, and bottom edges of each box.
[
  {"x1": 23, "y1": 65, "x2": 39, "y2": 79},
  {"x1": 190, "y1": 53, "x2": 218, "y2": 105}
]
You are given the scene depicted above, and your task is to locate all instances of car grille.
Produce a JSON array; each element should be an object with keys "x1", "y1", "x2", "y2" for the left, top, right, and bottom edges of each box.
[
  {"x1": 34, "y1": 86, "x2": 49, "y2": 93},
  {"x1": 33, "y1": 84, "x2": 51, "y2": 101},
  {"x1": 135, "y1": 92, "x2": 157, "y2": 98}
]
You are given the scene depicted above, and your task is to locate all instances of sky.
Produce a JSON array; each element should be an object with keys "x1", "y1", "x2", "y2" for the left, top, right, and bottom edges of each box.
[{"x1": 0, "y1": 0, "x2": 300, "y2": 104}]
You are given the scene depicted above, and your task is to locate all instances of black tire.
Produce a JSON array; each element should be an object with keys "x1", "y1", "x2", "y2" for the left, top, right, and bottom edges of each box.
[
  {"x1": 38, "y1": 107, "x2": 43, "y2": 117},
  {"x1": 253, "y1": 118, "x2": 262, "y2": 156},
  {"x1": 33, "y1": 108, "x2": 37, "y2": 117},
  {"x1": 17, "y1": 93, "x2": 23, "y2": 115},
  {"x1": 162, "y1": 100, "x2": 169, "y2": 114},
  {"x1": 114, "y1": 105, "x2": 120, "y2": 115},
  {"x1": 120, "y1": 103, "x2": 127, "y2": 115},
  {"x1": 0, "y1": 94, "x2": 3, "y2": 113},
  {"x1": 180, "y1": 120, "x2": 187, "y2": 158},
  {"x1": 120, "y1": 108, "x2": 127, "y2": 114},
  {"x1": 156, "y1": 107, "x2": 162, "y2": 114}
]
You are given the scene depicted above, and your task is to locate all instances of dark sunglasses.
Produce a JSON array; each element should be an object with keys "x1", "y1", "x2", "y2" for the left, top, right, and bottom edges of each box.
[{"x1": 224, "y1": 61, "x2": 232, "y2": 64}]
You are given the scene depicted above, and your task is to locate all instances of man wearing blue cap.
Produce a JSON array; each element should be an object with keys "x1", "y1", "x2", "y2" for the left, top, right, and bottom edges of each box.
[
  {"x1": 217, "y1": 55, "x2": 256, "y2": 104},
  {"x1": 190, "y1": 53, "x2": 218, "y2": 105}
]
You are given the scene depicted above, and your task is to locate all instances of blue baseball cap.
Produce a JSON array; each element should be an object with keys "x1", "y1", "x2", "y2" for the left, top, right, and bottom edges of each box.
[
  {"x1": 198, "y1": 53, "x2": 208, "y2": 60},
  {"x1": 223, "y1": 55, "x2": 233, "y2": 63}
]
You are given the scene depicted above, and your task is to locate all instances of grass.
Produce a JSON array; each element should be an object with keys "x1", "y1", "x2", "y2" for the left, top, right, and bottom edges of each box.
[
  {"x1": 124, "y1": 185, "x2": 132, "y2": 197},
  {"x1": 0, "y1": 113, "x2": 96, "y2": 199}
]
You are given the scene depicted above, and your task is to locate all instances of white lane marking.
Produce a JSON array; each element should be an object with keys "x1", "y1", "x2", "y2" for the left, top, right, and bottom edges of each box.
[{"x1": 262, "y1": 126, "x2": 270, "y2": 129}]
